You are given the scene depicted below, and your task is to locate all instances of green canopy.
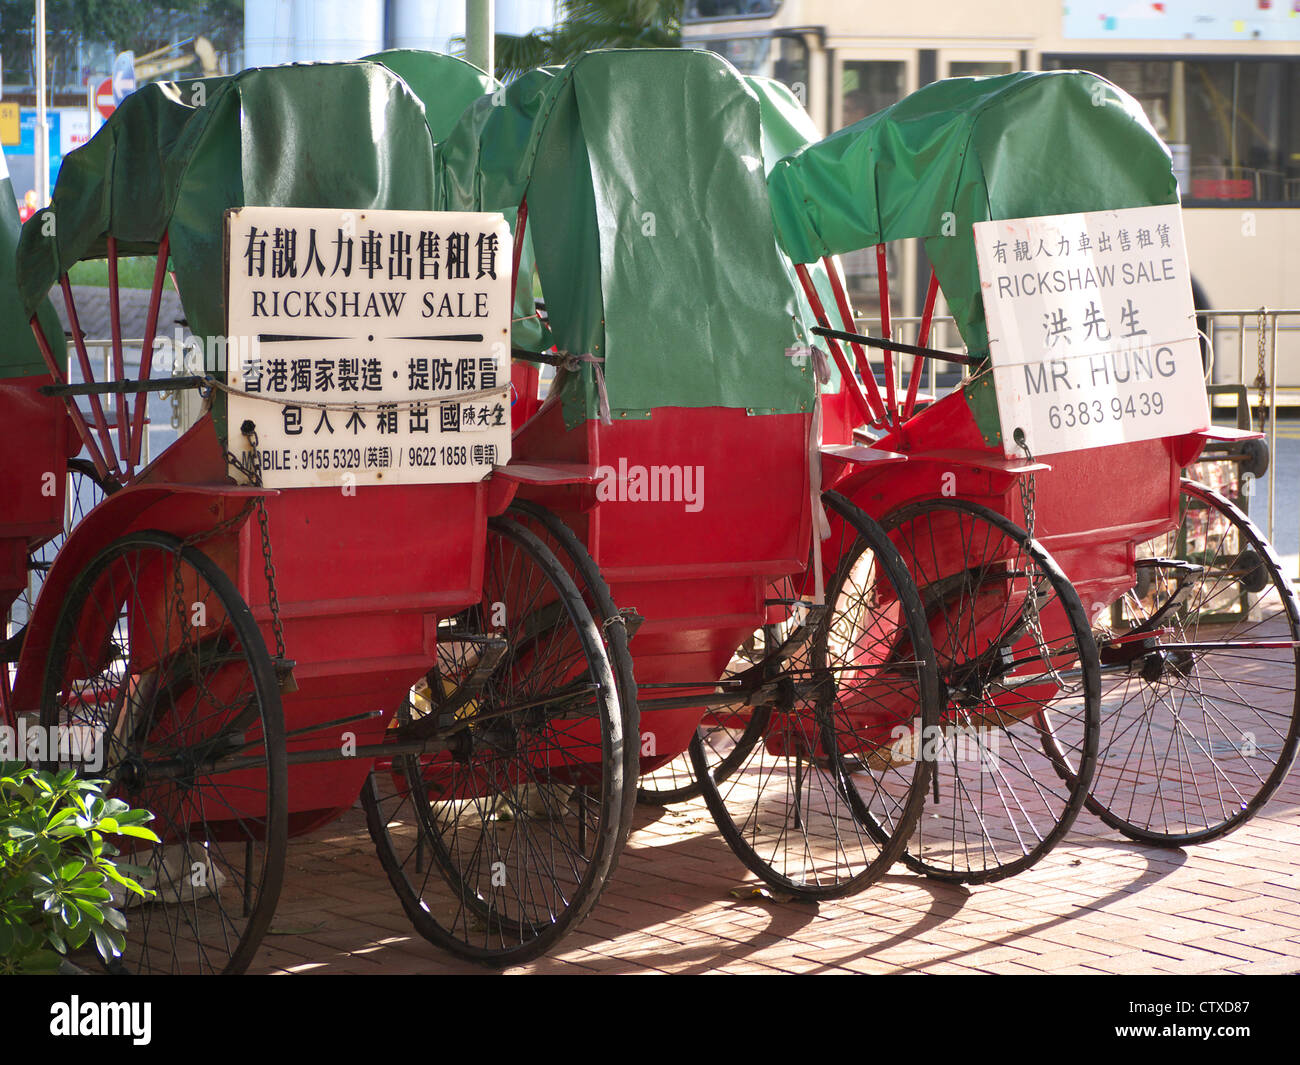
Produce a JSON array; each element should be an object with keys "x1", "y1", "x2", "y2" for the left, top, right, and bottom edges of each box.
[
  {"x1": 439, "y1": 49, "x2": 815, "y2": 427},
  {"x1": 0, "y1": 148, "x2": 64, "y2": 379},
  {"x1": 436, "y1": 65, "x2": 561, "y2": 352},
  {"x1": 767, "y1": 70, "x2": 1179, "y2": 363},
  {"x1": 17, "y1": 63, "x2": 438, "y2": 348},
  {"x1": 363, "y1": 49, "x2": 498, "y2": 144}
]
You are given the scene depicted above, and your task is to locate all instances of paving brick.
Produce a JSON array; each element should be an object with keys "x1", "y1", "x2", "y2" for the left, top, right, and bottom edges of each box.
[{"x1": 231, "y1": 751, "x2": 1300, "y2": 975}]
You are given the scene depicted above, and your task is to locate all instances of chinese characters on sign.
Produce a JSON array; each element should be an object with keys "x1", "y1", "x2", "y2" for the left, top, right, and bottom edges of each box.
[
  {"x1": 225, "y1": 206, "x2": 512, "y2": 487},
  {"x1": 974, "y1": 203, "x2": 1209, "y2": 458}
]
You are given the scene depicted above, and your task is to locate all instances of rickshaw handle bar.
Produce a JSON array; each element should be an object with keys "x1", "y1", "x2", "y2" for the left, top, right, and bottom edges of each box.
[
  {"x1": 39, "y1": 376, "x2": 208, "y2": 397},
  {"x1": 151, "y1": 737, "x2": 454, "y2": 778},
  {"x1": 811, "y1": 326, "x2": 978, "y2": 367}
]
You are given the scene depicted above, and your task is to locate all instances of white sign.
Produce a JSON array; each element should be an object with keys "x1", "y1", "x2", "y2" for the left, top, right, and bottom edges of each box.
[
  {"x1": 225, "y1": 206, "x2": 512, "y2": 488},
  {"x1": 58, "y1": 110, "x2": 90, "y2": 157},
  {"x1": 974, "y1": 203, "x2": 1209, "y2": 458},
  {"x1": 111, "y1": 52, "x2": 136, "y2": 104}
]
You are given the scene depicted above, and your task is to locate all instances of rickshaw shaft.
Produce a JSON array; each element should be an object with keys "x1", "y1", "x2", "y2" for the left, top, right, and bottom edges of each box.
[{"x1": 150, "y1": 736, "x2": 454, "y2": 777}]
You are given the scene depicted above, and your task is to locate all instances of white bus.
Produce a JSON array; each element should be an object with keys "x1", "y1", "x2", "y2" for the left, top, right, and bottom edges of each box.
[{"x1": 685, "y1": 0, "x2": 1300, "y2": 398}]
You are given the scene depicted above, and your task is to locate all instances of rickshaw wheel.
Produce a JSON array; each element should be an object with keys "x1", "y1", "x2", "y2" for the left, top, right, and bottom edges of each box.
[
  {"x1": 637, "y1": 573, "x2": 823, "y2": 806},
  {"x1": 692, "y1": 493, "x2": 939, "y2": 899},
  {"x1": 503, "y1": 501, "x2": 755, "y2": 814},
  {"x1": 362, "y1": 516, "x2": 627, "y2": 966},
  {"x1": 877, "y1": 499, "x2": 1100, "y2": 884},
  {"x1": 1087, "y1": 479, "x2": 1300, "y2": 845},
  {"x1": 638, "y1": 701, "x2": 768, "y2": 807},
  {"x1": 39, "y1": 530, "x2": 287, "y2": 975},
  {"x1": 506, "y1": 498, "x2": 639, "y2": 843},
  {"x1": 4, "y1": 459, "x2": 117, "y2": 697}
]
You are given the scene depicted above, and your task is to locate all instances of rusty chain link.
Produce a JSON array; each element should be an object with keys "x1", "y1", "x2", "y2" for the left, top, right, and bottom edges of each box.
[
  {"x1": 1253, "y1": 308, "x2": 1270, "y2": 433},
  {"x1": 230, "y1": 418, "x2": 288, "y2": 665},
  {"x1": 1013, "y1": 429, "x2": 1068, "y2": 690}
]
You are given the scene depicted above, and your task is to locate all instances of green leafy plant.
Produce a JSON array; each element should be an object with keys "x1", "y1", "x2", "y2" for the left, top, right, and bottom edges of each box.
[{"x1": 0, "y1": 761, "x2": 159, "y2": 974}]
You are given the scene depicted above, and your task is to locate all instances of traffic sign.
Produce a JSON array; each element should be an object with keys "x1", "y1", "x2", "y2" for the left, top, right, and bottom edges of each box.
[
  {"x1": 112, "y1": 51, "x2": 136, "y2": 105},
  {"x1": 95, "y1": 79, "x2": 115, "y2": 120}
]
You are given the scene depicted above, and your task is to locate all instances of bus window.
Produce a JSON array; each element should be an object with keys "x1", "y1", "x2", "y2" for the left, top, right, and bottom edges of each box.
[
  {"x1": 686, "y1": 1, "x2": 780, "y2": 17},
  {"x1": 841, "y1": 61, "x2": 906, "y2": 129},
  {"x1": 948, "y1": 61, "x2": 1013, "y2": 78},
  {"x1": 1044, "y1": 56, "x2": 1298, "y2": 204}
]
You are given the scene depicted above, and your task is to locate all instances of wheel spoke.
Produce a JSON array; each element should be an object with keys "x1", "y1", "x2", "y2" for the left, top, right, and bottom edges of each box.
[
  {"x1": 40, "y1": 531, "x2": 285, "y2": 975},
  {"x1": 692, "y1": 492, "x2": 939, "y2": 898},
  {"x1": 876, "y1": 497, "x2": 1100, "y2": 884},
  {"x1": 362, "y1": 516, "x2": 626, "y2": 964},
  {"x1": 1088, "y1": 479, "x2": 1300, "y2": 843}
]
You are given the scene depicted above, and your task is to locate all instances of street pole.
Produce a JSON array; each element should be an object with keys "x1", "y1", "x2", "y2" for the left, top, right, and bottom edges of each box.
[
  {"x1": 466, "y1": 0, "x2": 494, "y2": 78},
  {"x1": 35, "y1": 0, "x2": 49, "y2": 207}
]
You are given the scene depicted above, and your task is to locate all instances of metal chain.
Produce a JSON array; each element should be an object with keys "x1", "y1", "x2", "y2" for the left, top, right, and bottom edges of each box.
[
  {"x1": 1253, "y1": 308, "x2": 1270, "y2": 432},
  {"x1": 1013, "y1": 430, "x2": 1067, "y2": 689},
  {"x1": 157, "y1": 426, "x2": 289, "y2": 717},
  {"x1": 179, "y1": 499, "x2": 257, "y2": 550},
  {"x1": 1014, "y1": 429, "x2": 1037, "y2": 544},
  {"x1": 236, "y1": 420, "x2": 287, "y2": 663}
]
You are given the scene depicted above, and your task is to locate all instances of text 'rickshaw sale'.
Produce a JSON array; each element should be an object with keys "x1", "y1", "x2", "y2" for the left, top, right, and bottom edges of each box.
[
  {"x1": 224, "y1": 205, "x2": 513, "y2": 488},
  {"x1": 975, "y1": 202, "x2": 1209, "y2": 458}
]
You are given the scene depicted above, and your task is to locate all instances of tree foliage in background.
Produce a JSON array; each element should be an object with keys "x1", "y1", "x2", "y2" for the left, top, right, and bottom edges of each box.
[
  {"x1": 489, "y1": 0, "x2": 683, "y2": 81},
  {"x1": 1, "y1": 0, "x2": 243, "y2": 85}
]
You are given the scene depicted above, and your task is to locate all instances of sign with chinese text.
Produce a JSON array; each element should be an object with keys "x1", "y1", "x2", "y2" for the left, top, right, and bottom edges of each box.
[
  {"x1": 225, "y1": 206, "x2": 512, "y2": 487},
  {"x1": 974, "y1": 203, "x2": 1209, "y2": 459}
]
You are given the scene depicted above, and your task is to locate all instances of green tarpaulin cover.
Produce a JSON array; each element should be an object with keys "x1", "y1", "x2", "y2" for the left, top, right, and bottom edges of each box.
[
  {"x1": 436, "y1": 65, "x2": 561, "y2": 352},
  {"x1": 363, "y1": 49, "x2": 497, "y2": 144},
  {"x1": 745, "y1": 75, "x2": 843, "y2": 392},
  {"x1": 767, "y1": 70, "x2": 1179, "y2": 364},
  {"x1": 11, "y1": 53, "x2": 503, "y2": 433},
  {"x1": 0, "y1": 149, "x2": 64, "y2": 379},
  {"x1": 438, "y1": 49, "x2": 815, "y2": 427},
  {"x1": 16, "y1": 62, "x2": 441, "y2": 347}
]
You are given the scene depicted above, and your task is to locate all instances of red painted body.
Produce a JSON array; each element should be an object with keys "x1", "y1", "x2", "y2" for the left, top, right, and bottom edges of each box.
[
  {"x1": 826, "y1": 384, "x2": 1201, "y2": 619},
  {"x1": 0, "y1": 375, "x2": 78, "y2": 611},
  {"x1": 3, "y1": 380, "x2": 544, "y2": 837},
  {"x1": 512, "y1": 401, "x2": 814, "y2": 771}
]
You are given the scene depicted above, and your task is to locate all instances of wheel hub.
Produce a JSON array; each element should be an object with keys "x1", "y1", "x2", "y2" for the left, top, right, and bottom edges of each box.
[
  {"x1": 116, "y1": 751, "x2": 149, "y2": 794},
  {"x1": 1139, "y1": 648, "x2": 1195, "y2": 683}
]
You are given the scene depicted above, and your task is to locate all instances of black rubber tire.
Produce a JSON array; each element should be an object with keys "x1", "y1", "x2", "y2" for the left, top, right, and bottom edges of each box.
[
  {"x1": 40, "y1": 529, "x2": 287, "y2": 975},
  {"x1": 691, "y1": 491, "x2": 939, "y2": 899},
  {"x1": 506, "y1": 498, "x2": 639, "y2": 846},
  {"x1": 362, "y1": 516, "x2": 628, "y2": 966},
  {"x1": 1087, "y1": 479, "x2": 1300, "y2": 845},
  {"x1": 877, "y1": 498, "x2": 1100, "y2": 884}
]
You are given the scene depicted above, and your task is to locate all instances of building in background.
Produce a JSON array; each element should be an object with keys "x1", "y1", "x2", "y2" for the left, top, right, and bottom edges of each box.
[
  {"x1": 684, "y1": 0, "x2": 1300, "y2": 377},
  {"x1": 244, "y1": 0, "x2": 559, "y2": 66},
  {"x1": 2, "y1": 2, "x2": 559, "y2": 202}
]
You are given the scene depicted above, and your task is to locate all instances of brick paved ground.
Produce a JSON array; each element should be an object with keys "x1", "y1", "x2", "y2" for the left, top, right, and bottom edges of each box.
[{"x1": 248, "y1": 765, "x2": 1300, "y2": 975}]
